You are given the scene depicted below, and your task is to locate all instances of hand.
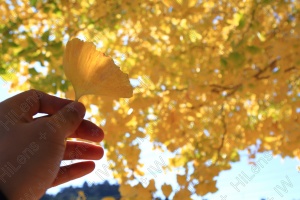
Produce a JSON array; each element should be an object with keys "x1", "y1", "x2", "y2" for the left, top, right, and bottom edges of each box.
[{"x1": 0, "y1": 89, "x2": 104, "y2": 200}]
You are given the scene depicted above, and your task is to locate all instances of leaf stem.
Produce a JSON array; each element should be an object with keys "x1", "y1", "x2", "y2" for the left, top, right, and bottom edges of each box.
[{"x1": 74, "y1": 90, "x2": 80, "y2": 102}]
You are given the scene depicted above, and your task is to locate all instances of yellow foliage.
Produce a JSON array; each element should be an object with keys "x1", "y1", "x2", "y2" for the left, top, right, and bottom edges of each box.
[
  {"x1": 119, "y1": 184, "x2": 136, "y2": 198},
  {"x1": 195, "y1": 180, "x2": 218, "y2": 196},
  {"x1": 102, "y1": 197, "x2": 115, "y2": 200},
  {"x1": 119, "y1": 183, "x2": 152, "y2": 200},
  {"x1": 1, "y1": 0, "x2": 300, "y2": 198},
  {"x1": 173, "y1": 188, "x2": 192, "y2": 200},
  {"x1": 76, "y1": 190, "x2": 86, "y2": 200}
]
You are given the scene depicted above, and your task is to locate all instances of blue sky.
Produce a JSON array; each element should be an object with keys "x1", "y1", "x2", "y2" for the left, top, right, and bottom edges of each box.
[{"x1": 0, "y1": 86, "x2": 299, "y2": 200}]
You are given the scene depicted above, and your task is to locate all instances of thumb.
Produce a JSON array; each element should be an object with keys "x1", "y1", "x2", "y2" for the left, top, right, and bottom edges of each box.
[{"x1": 47, "y1": 101, "x2": 86, "y2": 138}]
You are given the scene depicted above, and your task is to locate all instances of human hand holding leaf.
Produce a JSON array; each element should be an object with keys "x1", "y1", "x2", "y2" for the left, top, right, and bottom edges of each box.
[{"x1": 63, "y1": 38, "x2": 133, "y2": 101}]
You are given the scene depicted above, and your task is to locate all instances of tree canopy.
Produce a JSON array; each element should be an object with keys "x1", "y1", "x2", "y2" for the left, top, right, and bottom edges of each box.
[{"x1": 0, "y1": 0, "x2": 299, "y2": 199}]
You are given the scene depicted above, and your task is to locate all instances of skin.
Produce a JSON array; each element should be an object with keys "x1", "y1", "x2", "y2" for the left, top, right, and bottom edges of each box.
[{"x1": 0, "y1": 89, "x2": 104, "y2": 200}]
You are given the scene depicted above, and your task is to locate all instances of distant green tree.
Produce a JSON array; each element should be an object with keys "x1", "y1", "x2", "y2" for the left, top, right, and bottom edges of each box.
[{"x1": 41, "y1": 181, "x2": 120, "y2": 200}]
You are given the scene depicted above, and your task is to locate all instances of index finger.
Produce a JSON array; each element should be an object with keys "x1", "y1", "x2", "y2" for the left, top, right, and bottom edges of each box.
[{"x1": 1, "y1": 89, "x2": 73, "y2": 122}]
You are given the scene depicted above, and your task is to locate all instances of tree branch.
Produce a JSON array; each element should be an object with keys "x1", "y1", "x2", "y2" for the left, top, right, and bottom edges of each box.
[{"x1": 215, "y1": 104, "x2": 227, "y2": 164}]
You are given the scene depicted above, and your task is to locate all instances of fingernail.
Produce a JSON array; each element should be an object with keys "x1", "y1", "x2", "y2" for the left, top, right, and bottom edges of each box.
[{"x1": 70, "y1": 102, "x2": 86, "y2": 118}]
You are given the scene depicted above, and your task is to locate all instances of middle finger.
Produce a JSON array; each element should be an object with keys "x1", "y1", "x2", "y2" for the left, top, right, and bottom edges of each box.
[
  {"x1": 68, "y1": 120, "x2": 104, "y2": 142},
  {"x1": 63, "y1": 141, "x2": 104, "y2": 160}
]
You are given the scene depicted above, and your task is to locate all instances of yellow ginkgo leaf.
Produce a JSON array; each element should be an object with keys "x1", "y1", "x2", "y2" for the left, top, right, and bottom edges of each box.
[
  {"x1": 63, "y1": 38, "x2": 133, "y2": 101},
  {"x1": 147, "y1": 179, "x2": 156, "y2": 191},
  {"x1": 161, "y1": 184, "x2": 173, "y2": 198},
  {"x1": 173, "y1": 188, "x2": 192, "y2": 200},
  {"x1": 177, "y1": 174, "x2": 187, "y2": 186}
]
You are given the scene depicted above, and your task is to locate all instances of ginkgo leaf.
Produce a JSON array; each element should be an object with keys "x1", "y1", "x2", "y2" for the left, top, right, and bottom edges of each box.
[
  {"x1": 177, "y1": 174, "x2": 186, "y2": 186},
  {"x1": 63, "y1": 38, "x2": 133, "y2": 101},
  {"x1": 173, "y1": 188, "x2": 192, "y2": 200},
  {"x1": 119, "y1": 184, "x2": 136, "y2": 198},
  {"x1": 147, "y1": 179, "x2": 156, "y2": 191},
  {"x1": 161, "y1": 184, "x2": 173, "y2": 197}
]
